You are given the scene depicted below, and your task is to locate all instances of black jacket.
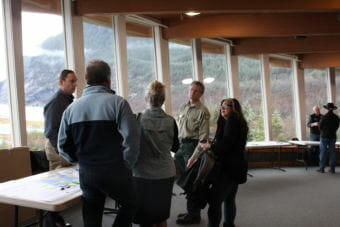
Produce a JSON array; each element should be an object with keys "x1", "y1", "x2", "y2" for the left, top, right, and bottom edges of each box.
[
  {"x1": 211, "y1": 114, "x2": 248, "y2": 184},
  {"x1": 320, "y1": 111, "x2": 340, "y2": 139},
  {"x1": 44, "y1": 89, "x2": 74, "y2": 150},
  {"x1": 307, "y1": 113, "x2": 322, "y2": 135}
]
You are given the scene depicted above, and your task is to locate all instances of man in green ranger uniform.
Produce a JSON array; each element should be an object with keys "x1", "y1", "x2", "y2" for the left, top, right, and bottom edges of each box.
[{"x1": 175, "y1": 81, "x2": 210, "y2": 225}]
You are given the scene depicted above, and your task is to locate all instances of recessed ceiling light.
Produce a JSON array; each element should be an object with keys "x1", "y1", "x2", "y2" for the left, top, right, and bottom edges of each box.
[{"x1": 185, "y1": 12, "x2": 201, "y2": 16}]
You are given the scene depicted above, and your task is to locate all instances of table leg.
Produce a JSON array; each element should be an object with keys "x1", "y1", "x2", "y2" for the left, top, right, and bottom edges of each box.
[
  {"x1": 14, "y1": 205, "x2": 18, "y2": 227},
  {"x1": 13, "y1": 208, "x2": 43, "y2": 227},
  {"x1": 273, "y1": 146, "x2": 285, "y2": 172},
  {"x1": 39, "y1": 210, "x2": 44, "y2": 227},
  {"x1": 296, "y1": 145, "x2": 308, "y2": 170}
]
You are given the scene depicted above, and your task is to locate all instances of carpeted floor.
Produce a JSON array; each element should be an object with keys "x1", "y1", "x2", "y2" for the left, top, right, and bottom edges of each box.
[{"x1": 61, "y1": 166, "x2": 340, "y2": 227}]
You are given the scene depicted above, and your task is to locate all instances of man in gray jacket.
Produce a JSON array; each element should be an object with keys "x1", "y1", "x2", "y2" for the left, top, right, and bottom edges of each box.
[{"x1": 58, "y1": 60, "x2": 140, "y2": 227}]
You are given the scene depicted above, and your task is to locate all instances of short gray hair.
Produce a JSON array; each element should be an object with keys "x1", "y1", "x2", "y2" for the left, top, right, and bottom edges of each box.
[{"x1": 85, "y1": 60, "x2": 111, "y2": 85}]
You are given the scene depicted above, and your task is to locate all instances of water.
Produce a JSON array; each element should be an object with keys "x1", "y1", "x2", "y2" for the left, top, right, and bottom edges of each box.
[{"x1": 0, "y1": 104, "x2": 44, "y2": 144}]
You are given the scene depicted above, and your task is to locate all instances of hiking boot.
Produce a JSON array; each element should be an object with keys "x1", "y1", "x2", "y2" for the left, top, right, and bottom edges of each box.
[
  {"x1": 176, "y1": 214, "x2": 201, "y2": 225},
  {"x1": 328, "y1": 168, "x2": 335, "y2": 174},
  {"x1": 317, "y1": 168, "x2": 325, "y2": 173}
]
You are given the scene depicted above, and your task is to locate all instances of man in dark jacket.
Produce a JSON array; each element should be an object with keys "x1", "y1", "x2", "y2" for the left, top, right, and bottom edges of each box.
[
  {"x1": 317, "y1": 103, "x2": 340, "y2": 173},
  {"x1": 307, "y1": 106, "x2": 322, "y2": 165},
  {"x1": 44, "y1": 69, "x2": 77, "y2": 170},
  {"x1": 44, "y1": 69, "x2": 76, "y2": 227},
  {"x1": 58, "y1": 60, "x2": 140, "y2": 227}
]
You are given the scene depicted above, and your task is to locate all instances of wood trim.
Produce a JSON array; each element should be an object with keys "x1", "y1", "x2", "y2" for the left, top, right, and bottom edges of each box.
[
  {"x1": 269, "y1": 57, "x2": 292, "y2": 68},
  {"x1": 164, "y1": 13, "x2": 340, "y2": 39},
  {"x1": 76, "y1": 0, "x2": 340, "y2": 15},
  {"x1": 246, "y1": 146, "x2": 299, "y2": 153},
  {"x1": 201, "y1": 41, "x2": 225, "y2": 54},
  {"x1": 300, "y1": 53, "x2": 340, "y2": 68},
  {"x1": 233, "y1": 36, "x2": 340, "y2": 55},
  {"x1": 248, "y1": 161, "x2": 303, "y2": 167}
]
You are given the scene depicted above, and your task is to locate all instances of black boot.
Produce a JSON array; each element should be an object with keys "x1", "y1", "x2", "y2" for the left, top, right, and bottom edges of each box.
[
  {"x1": 176, "y1": 214, "x2": 201, "y2": 225},
  {"x1": 223, "y1": 223, "x2": 235, "y2": 227},
  {"x1": 317, "y1": 168, "x2": 325, "y2": 173},
  {"x1": 328, "y1": 167, "x2": 335, "y2": 174}
]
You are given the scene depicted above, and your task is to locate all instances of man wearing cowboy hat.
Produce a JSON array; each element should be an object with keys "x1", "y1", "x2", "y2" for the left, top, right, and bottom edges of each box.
[{"x1": 317, "y1": 102, "x2": 339, "y2": 173}]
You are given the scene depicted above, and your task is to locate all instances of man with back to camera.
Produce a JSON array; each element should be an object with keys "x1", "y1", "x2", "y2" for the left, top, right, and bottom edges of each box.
[
  {"x1": 175, "y1": 81, "x2": 210, "y2": 225},
  {"x1": 317, "y1": 102, "x2": 339, "y2": 174},
  {"x1": 58, "y1": 60, "x2": 140, "y2": 227},
  {"x1": 44, "y1": 69, "x2": 77, "y2": 227},
  {"x1": 307, "y1": 106, "x2": 322, "y2": 165}
]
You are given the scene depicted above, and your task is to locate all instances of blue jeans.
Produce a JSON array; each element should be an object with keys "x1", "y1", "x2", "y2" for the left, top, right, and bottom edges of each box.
[
  {"x1": 319, "y1": 138, "x2": 337, "y2": 169},
  {"x1": 79, "y1": 165, "x2": 137, "y2": 227},
  {"x1": 207, "y1": 173, "x2": 238, "y2": 227}
]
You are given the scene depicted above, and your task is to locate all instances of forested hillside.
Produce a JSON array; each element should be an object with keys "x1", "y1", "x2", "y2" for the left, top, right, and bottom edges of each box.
[{"x1": 0, "y1": 22, "x2": 332, "y2": 149}]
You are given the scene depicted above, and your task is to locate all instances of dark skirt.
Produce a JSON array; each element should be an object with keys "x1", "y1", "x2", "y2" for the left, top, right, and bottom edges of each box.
[{"x1": 133, "y1": 176, "x2": 174, "y2": 224}]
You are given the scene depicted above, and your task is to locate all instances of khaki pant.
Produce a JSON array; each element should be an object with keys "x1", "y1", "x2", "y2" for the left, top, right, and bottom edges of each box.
[{"x1": 45, "y1": 139, "x2": 72, "y2": 170}]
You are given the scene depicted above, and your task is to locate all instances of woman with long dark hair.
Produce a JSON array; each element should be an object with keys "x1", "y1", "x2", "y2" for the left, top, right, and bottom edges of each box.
[{"x1": 200, "y1": 98, "x2": 248, "y2": 227}]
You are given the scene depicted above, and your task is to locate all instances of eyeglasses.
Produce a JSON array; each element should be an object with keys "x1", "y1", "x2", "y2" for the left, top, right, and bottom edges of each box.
[{"x1": 221, "y1": 104, "x2": 232, "y2": 109}]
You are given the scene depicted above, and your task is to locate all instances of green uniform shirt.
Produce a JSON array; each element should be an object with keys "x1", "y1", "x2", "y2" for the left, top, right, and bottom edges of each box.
[{"x1": 178, "y1": 101, "x2": 210, "y2": 141}]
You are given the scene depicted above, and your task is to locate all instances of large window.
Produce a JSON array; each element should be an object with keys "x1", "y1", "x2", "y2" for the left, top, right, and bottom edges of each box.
[
  {"x1": 0, "y1": 2, "x2": 13, "y2": 148},
  {"x1": 304, "y1": 69, "x2": 328, "y2": 121},
  {"x1": 239, "y1": 56, "x2": 264, "y2": 141},
  {"x1": 202, "y1": 40, "x2": 228, "y2": 134},
  {"x1": 336, "y1": 69, "x2": 340, "y2": 139},
  {"x1": 83, "y1": 16, "x2": 117, "y2": 90},
  {"x1": 270, "y1": 57, "x2": 295, "y2": 141},
  {"x1": 169, "y1": 40, "x2": 193, "y2": 119},
  {"x1": 126, "y1": 21, "x2": 156, "y2": 114},
  {"x1": 22, "y1": 9, "x2": 66, "y2": 150}
]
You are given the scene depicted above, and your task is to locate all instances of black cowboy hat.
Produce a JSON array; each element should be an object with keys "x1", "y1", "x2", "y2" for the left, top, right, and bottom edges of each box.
[{"x1": 323, "y1": 102, "x2": 338, "y2": 110}]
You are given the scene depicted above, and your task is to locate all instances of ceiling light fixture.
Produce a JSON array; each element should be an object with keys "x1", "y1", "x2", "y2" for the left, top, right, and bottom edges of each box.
[
  {"x1": 185, "y1": 12, "x2": 201, "y2": 16},
  {"x1": 182, "y1": 78, "x2": 193, "y2": 84},
  {"x1": 204, "y1": 77, "x2": 215, "y2": 84}
]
